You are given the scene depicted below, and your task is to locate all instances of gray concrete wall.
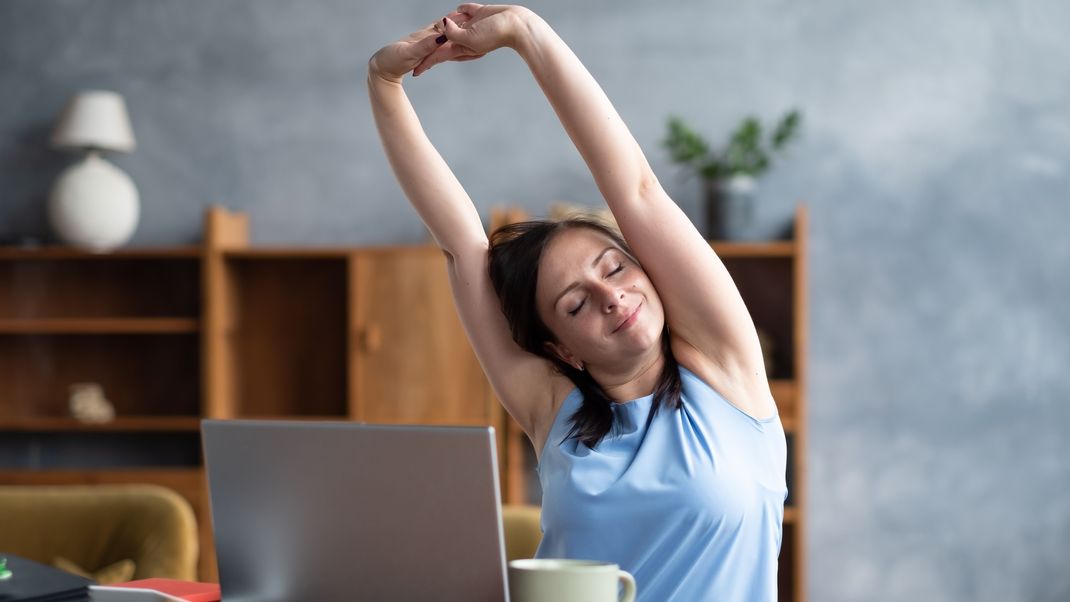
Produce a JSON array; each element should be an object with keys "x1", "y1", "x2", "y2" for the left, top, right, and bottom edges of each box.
[{"x1": 2, "y1": 1, "x2": 1068, "y2": 600}]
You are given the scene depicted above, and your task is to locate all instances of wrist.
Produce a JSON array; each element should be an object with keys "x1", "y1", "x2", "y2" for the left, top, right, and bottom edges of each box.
[
  {"x1": 367, "y1": 59, "x2": 405, "y2": 87},
  {"x1": 507, "y1": 8, "x2": 550, "y2": 55}
]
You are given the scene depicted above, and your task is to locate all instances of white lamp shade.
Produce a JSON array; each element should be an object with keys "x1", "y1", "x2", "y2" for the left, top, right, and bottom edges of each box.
[{"x1": 51, "y1": 90, "x2": 136, "y2": 153}]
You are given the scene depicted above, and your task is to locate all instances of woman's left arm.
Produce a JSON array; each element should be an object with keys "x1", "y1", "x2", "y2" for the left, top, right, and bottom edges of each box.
[{"x1": 505, "y1": 8, "x2": 766, "y2": 381}]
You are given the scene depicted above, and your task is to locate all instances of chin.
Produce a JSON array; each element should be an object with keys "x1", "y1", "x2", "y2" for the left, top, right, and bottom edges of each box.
[{"x1": 620, "y1": 321, "x2": 662, "y2": 351}]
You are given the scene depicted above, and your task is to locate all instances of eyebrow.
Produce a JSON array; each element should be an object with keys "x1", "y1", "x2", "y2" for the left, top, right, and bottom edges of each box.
[{"x1": 553, "y1": 246, "x2": 617, "y2": 309}]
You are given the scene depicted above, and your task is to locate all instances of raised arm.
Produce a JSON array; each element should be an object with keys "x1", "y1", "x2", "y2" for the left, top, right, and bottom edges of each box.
[
  {"x1": 368, "y1": 18, "x2": 556, "y2": 436},
  {"x1": 367, "y1": 20, "x2": 486, "y2": 257},
  {"x1": 439, "y1": 5, "x2": 768, "y2": 386}
]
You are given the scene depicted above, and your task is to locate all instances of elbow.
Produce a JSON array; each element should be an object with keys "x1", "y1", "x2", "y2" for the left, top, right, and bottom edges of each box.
[
  {"x1": 441, "y1": 239, "x2": 490, "y2": 267},
  {"x1": 634, "y1": 167, "x2": 664, "y2": 207},
  {"x1": 441, "y1": 247, "x2": 456, "y2": 265}
]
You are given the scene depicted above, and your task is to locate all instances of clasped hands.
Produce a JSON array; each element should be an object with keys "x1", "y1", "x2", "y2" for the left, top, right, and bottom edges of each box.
[{"x1": 368, "y1": 3, "x2": 533, "y2": 84}]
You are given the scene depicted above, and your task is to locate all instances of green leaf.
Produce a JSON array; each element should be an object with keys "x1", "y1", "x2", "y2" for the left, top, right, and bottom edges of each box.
[
  {"x1": 662, "y1": 109, "x2": 803, "y2": 182},
  {"x1": 771, "y1": 109, "x2": 802, "y2": 150},
  {"x1": 662, "y1": 116, "x2": 710, "y2": 167}
]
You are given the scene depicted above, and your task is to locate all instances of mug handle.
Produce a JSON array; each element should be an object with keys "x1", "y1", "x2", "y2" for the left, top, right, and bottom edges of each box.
[{"x1": 617, "y1": 569, "x2": 637, "y2": 602}]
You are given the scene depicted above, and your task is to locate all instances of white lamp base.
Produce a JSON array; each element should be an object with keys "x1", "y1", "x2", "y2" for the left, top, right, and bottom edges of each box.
[{"x1": 49, "y1": 152, "x2": 140, "y2": 252}]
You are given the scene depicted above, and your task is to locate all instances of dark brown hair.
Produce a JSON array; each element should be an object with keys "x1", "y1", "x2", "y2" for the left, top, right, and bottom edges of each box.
[{"x1": 487, "y1": 217, "x2": 682, "y2": 449}]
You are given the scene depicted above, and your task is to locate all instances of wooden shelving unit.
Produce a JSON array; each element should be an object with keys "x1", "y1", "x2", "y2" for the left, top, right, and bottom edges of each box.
[
  {"x1": 0, "y1": 318, "x2": 200, "y2": 334},
  {"x1": 500, "y1": 204, "x2": 809, "y2": 602},
  {"x1": 0, "y1": 207, "x2": 495, "y2": 583},
  {"x1": 0, "y1": 204, "x2": 808, "y2": 600},
  {"x1": 0, "y1": 417, "x2": 202, "y2": 432}
]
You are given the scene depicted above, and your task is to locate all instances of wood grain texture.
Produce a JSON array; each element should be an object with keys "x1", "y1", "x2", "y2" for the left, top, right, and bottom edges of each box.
[
  {"x1": 226, "y1": 257, "x2": 348, "y2": 417},
  {"x1": 0, "y1": 259, "x2": 200, "y2": 319},
  {"x1": 349, "y1": 247, "x2": 493, "y2": 427},
  {"x1": 202, "y1": 206, "x2": 248, "y2": 419},
  {"x1": 0, "y1": 334, "x2": 200, "y2": 418}
]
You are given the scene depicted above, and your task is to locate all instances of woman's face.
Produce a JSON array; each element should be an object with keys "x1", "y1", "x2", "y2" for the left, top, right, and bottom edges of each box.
[{"x1": 535, "y1": 227, "x2": 665, "y2": 371}]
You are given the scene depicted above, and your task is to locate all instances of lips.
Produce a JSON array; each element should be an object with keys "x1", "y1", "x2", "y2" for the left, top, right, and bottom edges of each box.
[{"x1": 613, "y1": 302, "x2": 642, "y2": 333}]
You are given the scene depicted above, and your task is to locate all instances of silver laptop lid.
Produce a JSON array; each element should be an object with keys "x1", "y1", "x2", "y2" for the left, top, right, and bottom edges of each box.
[{"x1": 202, "y1": 420, "x2": 509, "y2": 602}]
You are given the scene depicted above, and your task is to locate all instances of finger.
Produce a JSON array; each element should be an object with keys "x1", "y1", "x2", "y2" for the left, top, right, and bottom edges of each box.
[
  {"x1": 412, "y1": 48, "x2": 443, "y2": 77},
  {"x1": 411, "y1": 18, "x2": 444, "y2": 40},
  {"x1": 447, "y1": 10, "x2": 473, "y2": 25},
  {"x1": 423, "y1": 30, "x2": 448, "y2": 52},
  {"x1": 413, "y1": 43, "x2": 457, "y2": 76},
  {"x1": 409, "y1": 32, "x2": 448, "y2": 75},
  {"x1": 433, "y1": 11, "x2": 467, "y2": 33},
  {"x1": 441, "y1": 16, "x2": 471, "y2": 44},
  {"x1": 412, "y1": 42, "x2": 475, "y2": 76}
]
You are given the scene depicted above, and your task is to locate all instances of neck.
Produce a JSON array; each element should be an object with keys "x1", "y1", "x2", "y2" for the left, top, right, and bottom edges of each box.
[{"x1": 590, "y1": 343, "x2": 667, "y2": 403}]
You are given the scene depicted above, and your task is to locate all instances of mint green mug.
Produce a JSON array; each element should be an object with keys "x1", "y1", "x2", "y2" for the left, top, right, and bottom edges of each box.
[{"x1": 508, "y1": 559, "x2": 637, "y2": 602}]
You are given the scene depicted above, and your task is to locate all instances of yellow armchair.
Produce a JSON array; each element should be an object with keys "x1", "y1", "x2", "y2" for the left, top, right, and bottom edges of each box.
[
  {"x1": 0, "y1": 484, "x2": 198, "y2": 581},
  {"x1": 502, "y1": 504, "x2": 542, "y2": 561}
]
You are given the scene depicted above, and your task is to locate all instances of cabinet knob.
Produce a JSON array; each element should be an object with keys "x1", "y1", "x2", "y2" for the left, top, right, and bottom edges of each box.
[{"x1": 359, "y1": 324, "x2": 383, "y2": 352}]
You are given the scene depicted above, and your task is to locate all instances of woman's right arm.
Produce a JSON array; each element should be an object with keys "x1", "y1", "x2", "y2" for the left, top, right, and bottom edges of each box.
[{"x1": 368, "y1": 25, "x2": 554, "y2": 436}]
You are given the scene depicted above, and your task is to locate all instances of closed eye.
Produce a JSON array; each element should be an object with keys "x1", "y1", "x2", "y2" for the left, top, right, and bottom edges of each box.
[
  {"x1": 568, "y1": 299, "x2": 585, "y2": 316},
  {"x1": 568, "y1": 264, "x2": 624, "y2": 316}
]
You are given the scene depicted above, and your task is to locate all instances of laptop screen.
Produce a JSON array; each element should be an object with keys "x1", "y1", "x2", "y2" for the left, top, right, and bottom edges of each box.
[{"x1": 202, "y1": 420, "x2": 508, "y2": 601}]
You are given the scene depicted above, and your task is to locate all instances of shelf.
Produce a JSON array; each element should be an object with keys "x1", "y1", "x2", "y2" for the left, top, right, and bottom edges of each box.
[
  {"x1": 0, "y1": 335, "x2": 201, "y2": 417},
  {"x1": 222, "y1": 257, "x2": 348, "y2": 417},
  {"x1": 0, "y1": 318, "x2": 200, "y2": 334},
  {"x1": 0, "y1": 417, "x2": 201, "y2": 432},
  {"x1": 784, "y1": 507, "x2": 800, "y2": 524},
  {"x1": 222, "y1": 245, "x2": 442, "y2": 259},
  {"x1": 770, "y1": 379, "x2": 797, "y2": 421},
  {"x1": 223, "y1": 248, "x2": 355, "y2": 259},
  {"x1": 0, "y1": 257, "x2": 201, "y2": 319},
  {"x1": 710, "y1": 241, "x2": 795, "y2": 257},
  {"x1": 0, "y1": 467, "x2": 205, "y2": 481},
  {"x1": 229, "y1": 415, "x2": 351, "y2": 422},
  {"x1": 0, "y1": 246, "x2": 202, "y2": 260}
]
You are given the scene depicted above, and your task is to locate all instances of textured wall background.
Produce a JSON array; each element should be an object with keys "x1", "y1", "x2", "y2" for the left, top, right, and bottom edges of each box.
[{"x1": 2, "y1": 1, "x2": 1068, "y2": 600}]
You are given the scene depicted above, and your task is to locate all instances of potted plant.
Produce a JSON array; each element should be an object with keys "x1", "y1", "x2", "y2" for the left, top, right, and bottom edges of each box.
[{"x1": 662, "y1": 109, "x2": 801, "y2": 239}]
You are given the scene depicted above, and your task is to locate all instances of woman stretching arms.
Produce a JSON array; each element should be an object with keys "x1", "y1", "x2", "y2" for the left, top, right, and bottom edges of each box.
[{"x1": 368, "y1": 5, "x2": 788, "y2": 600}]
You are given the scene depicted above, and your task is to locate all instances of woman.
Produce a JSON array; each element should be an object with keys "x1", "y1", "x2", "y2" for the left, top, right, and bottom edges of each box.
[{"x1": 369, "y1": 5, "x2": 788, "y2": 600}]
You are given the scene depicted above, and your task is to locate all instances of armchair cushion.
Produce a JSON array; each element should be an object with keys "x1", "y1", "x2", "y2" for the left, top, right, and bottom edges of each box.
[{"x1": 0, "y1": 484, "x2": 197, "y2": 581}]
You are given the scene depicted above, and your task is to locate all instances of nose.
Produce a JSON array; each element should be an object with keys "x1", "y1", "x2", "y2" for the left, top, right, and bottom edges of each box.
[{"x1": 600, "y1": 286, "x2": 626, "y2": 313}]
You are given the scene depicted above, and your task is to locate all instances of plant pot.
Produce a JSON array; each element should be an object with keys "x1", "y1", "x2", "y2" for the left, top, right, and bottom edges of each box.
[{"x1": 704, "y1": 174, "x2": 756, "y2": 240}]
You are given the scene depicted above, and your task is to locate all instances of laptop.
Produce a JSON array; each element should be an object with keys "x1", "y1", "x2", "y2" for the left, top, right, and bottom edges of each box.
[{"x1": 201, "y1": 420, "x2": 510, "y2": 602}]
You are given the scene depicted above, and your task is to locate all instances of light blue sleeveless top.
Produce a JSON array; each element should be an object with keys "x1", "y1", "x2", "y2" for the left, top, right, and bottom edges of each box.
[{"x1": 535, "y1": 365, "x2": 788, "y2": 601}]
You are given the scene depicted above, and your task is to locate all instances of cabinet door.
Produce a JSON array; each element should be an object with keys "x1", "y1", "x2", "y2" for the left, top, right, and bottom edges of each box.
[{"x1": 349, "y1": 248, "x2": 494, "y2": 427}]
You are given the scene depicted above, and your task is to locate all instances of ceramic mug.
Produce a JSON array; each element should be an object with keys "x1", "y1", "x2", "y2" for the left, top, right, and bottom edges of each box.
[{"x1": 508, "y1": 559, "x2": 636, "y2": 602}]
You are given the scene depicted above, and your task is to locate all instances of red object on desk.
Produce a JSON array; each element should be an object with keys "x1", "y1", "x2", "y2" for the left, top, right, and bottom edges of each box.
[{"x1": 108, "y1": 578, "x2": 221, "y2": 601}]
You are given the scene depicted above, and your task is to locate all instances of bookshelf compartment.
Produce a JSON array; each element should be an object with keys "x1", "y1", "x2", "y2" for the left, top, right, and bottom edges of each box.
[
  {"x1": 0, "y1": 431, "x2": 202, "y2": 470},
  {"x1": 0, "y1": 258, "x2": 200, "y2": 319},
  {"x1": 224, "y1": 258, "x2": 348, "y2": 417},
  {"x1": 0, "y1": 334, "x2": 201, "y2": 419},
  {"x1": 778, "y1": 521, "x2": 797, "y2": 602},
  {"x1": 786, "y1": 432, "x2": 796, "y2": 507},
  {"x1": 722, "y1": 257, "x2": 796, "y2": 380}
]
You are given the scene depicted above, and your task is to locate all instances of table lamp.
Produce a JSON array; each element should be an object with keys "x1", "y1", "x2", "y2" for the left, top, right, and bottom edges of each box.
[{"x1": 49, "y1": 90, "x2": 140, "y2": 252}]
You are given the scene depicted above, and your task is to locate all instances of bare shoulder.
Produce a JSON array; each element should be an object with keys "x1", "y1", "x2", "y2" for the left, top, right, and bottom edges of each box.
[{"x1": 670, "y1": 335, "x2": 777, "y2": 422}]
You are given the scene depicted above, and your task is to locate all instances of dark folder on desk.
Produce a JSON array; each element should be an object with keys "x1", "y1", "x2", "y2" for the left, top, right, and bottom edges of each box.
[{"x1": 0, "y1": 554, "x2": 94, "y2": 601}]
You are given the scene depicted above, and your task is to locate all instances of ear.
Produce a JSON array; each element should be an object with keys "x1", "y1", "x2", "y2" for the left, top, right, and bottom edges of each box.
[{"x1": 543, "y1": 341, "x2": 583, "y2": 371}]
